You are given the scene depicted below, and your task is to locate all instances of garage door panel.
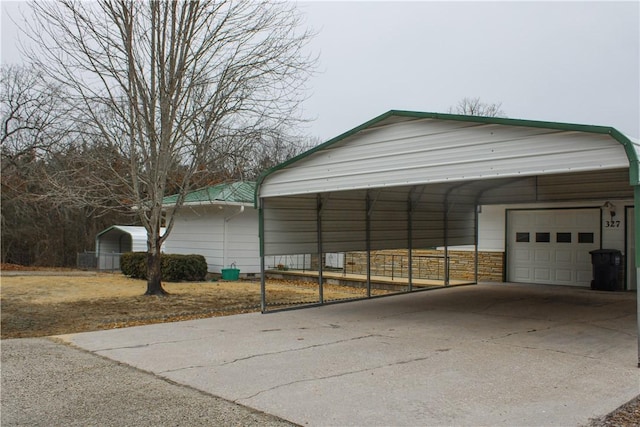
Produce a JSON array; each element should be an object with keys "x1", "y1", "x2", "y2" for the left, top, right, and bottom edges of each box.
[
  {"x1": 514, "y1": 248, "x2": 532, "y2": 261},
  {"x1": 534, "y1": 268, "x2": 551, "y2": 281},
  {"x1": 508, "y1": 209, "x2": 599, "y2": 286},
  {"x1": 555, "y1": 215, "x2": 574, "y2": 227},
  {"x1": 555, "y1": 249, "x2": 572, "y2": 263},
  {"x1": 577, "y1": 270, "x2": 593, "y2": 283},
  {"x1": 512, "y1": 213, "x2": 534, "y2": 227},
  {"x1": 534, "y1": 249, "x2": 551, "y2": 262},
  {"x1": 514, "y1": 267, "x2": 532, "y2": 281},
  {"x1": 535, "y1": 213, "x2": 555, "y2": 227},
  {"x1": 576, "y1": 252, "x2": 591, "y2": 264},
  {"x1": 576, "y1": 211, "x2": 598, "y2": 227},
  {"x1": 555, "y1": 269, "x2": 573, "y2": 282}
]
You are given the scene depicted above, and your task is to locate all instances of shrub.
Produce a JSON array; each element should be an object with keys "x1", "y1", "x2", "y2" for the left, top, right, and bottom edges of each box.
[
  {"x1": 120, "y1": 252, "x2": 208, "y2": 282},
  {"x1": 162, "y1": 254, "x2": 208, "y2": 282},
  {"x1": 120, "y1": 252, "x2": 147, "y2": 279}
]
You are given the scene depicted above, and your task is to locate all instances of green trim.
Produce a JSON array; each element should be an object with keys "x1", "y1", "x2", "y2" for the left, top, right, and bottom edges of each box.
[
  {"x1": 635, "y1": 187, "x2": 640, "y2": 267},
  {"x1": 254, "y1": 110, "x2": 638, "y2": 205}
]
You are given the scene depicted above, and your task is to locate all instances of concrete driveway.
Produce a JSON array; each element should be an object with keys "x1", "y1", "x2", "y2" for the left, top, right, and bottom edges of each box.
[{"x1": 62, "y1": 283, "x2": 639, "y2": 426}]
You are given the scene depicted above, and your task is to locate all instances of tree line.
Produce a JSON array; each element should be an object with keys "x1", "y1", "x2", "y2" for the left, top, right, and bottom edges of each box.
[{"x1": 1, "y1": 62, "x2": 315, "y2": 268}]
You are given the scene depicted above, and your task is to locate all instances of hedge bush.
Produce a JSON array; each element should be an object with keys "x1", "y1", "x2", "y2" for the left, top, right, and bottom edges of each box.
[
  {"x1": 120, "y1": 252, "x2": 208, "y2": 282},
  {"x1": 120, "y1": 252, "x2": 147, "y2": 279}
]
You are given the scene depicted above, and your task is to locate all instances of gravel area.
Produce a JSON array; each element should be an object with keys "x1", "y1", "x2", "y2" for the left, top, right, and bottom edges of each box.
[
  {"x1": 586, "y1": 395, "x2": 640, "y2": 427},
  {"x1": 1, "y1": 338, "x2": 296, "y2": 427}
]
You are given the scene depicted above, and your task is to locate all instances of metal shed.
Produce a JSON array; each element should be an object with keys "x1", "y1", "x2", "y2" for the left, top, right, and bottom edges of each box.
[
  {"x1": 255, "y1": 110, "x2": 640, "y2": 364},
  {"x1": 95, "y1": 225, "x2": 156, "y2": 270}
]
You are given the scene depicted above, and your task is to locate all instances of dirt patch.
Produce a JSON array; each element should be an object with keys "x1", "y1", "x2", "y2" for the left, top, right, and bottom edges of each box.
[{"x1": 0, "y1": 272, "x2": 389, "y2": 339}]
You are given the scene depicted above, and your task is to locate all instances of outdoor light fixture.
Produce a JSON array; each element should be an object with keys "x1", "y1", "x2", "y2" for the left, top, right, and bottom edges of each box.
[{"x1": 602, "y1": 201, "x2": 617, "y2": 218}]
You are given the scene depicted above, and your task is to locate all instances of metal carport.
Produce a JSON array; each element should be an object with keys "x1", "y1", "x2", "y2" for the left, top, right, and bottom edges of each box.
[{"x1": 255, "y1": 110, "x2": 640, "y2": 365}]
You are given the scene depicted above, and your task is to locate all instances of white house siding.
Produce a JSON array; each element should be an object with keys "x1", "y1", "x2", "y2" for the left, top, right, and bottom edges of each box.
[{"x1": 164, "y1": 205, "x2": 260, "y2": 274}]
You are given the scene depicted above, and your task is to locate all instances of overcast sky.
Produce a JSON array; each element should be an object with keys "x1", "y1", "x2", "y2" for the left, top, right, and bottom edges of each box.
[{"x1": 2, "y1": 1, "x2": 639, "y2": 140}]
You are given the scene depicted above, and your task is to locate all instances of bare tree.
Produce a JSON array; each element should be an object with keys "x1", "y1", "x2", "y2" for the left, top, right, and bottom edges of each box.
[
  {"x1": 25, "y1": 0, "x2": 315, "y2": 294},
  {"x1": 1, "y1": 65, "x2": 71, "y2": 162},
  {"x1": 1, "y1": 66, "x2": 135, "y2": 266},
  {"x1": 206, "y1": 132, "x2": 319, "y2": 181},
  {"x1": 448, "y1": 97, "x2": 506, "y2": 117}
]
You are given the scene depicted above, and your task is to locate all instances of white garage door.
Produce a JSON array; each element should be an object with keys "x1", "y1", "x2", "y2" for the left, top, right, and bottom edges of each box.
[{"x1": 507, "y1": 209, "x2": 600, "y2": 286}]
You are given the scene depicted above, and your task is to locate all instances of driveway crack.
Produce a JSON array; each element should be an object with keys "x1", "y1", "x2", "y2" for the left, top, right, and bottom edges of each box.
[
  {"x1": 236, "y1": 355, "x2": 434, "y2": 402},
  {"x1": 156, "y1": 334, "x2": 390, "y2": 374},
  {"x1": 220, "y1": 334, "x2": 388, "y2": 366}
]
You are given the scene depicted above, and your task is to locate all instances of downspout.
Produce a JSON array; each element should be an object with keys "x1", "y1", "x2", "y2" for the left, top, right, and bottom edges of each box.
[{"x1": 223, "y1": 205, "x2": 245, "y2": 269}]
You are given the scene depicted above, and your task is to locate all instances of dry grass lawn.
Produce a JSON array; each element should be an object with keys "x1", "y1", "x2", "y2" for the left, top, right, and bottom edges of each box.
[{"x1": 1, "y1": 272, "x2": 388, "y2": 339}]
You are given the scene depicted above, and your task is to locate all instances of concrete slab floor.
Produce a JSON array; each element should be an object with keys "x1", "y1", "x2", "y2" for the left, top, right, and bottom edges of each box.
[{"x1": 61, "y1": 283, "x2": 639, "y2": 426}]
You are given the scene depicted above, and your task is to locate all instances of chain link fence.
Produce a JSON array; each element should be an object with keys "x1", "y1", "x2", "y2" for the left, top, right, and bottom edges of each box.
[{"x1": 77, "y1": 251, "x2": 122, "y2": 272}]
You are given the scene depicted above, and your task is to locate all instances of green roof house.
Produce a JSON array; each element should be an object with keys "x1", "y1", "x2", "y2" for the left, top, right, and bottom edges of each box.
[{"x1": 162, "y1": 181, "x2": 260, "y2": 275}]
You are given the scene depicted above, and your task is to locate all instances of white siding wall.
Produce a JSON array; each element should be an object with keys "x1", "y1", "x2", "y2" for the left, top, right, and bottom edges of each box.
[{"x1": 164, "y1": 205, "x2": 260, "y2": 274}]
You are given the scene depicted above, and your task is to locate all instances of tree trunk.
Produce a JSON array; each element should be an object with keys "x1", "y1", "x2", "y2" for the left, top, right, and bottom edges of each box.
[{"x1": 145, "y1": 247, "x2": 167, "y2": 296}]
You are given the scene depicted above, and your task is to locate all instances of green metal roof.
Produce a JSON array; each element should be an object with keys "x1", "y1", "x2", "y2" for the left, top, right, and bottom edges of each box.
[
  {"x1": 163, "y1": 181, "x2": 256, "y2": 206},
  {"x1": 255, "y1": 110, "x2": 638, "y2": 205}
]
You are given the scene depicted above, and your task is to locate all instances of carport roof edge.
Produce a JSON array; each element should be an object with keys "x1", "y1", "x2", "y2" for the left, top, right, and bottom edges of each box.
[{"x1": 254, "y1": 110, "x2": 638, "y2": 205}]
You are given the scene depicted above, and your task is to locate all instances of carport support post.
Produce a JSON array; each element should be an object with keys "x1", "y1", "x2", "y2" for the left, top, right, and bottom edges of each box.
[
  {"x1": 474, "y1": 204, "x2": 479, "y2": 284},
  {"x1": 635, "y1": 186, "x2": 640, "y2": 367},
  {"x1": 259, "y1": 203, "x2": 266, "y2": 313},
  {"x1": 317, "y1": 194, "x2": 324, "y2": 304},
  {"x1": 407, "y1": 197, "x2": 413, "y2": 292},
  {"x1": 366, "y1": 193, "x2": 372, "y2": 298},
  {"x1": 443, "y1": 195, "x2": 450, "y2": 287}
]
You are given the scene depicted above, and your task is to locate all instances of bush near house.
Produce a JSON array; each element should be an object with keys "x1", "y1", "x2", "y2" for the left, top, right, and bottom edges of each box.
[{"x1": 120, "y1": 252, "x2": 208, "y2": 282}]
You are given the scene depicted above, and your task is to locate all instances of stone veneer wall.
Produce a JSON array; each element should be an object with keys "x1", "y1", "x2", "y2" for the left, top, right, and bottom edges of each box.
[{"x1": 343, "y1": 249, "x2": 504, "y2": 282}]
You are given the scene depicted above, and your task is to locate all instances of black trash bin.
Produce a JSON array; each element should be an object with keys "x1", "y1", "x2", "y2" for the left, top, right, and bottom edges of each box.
[{"x1": 589, "y1": 249, "x2": 623, "y2": 291}]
